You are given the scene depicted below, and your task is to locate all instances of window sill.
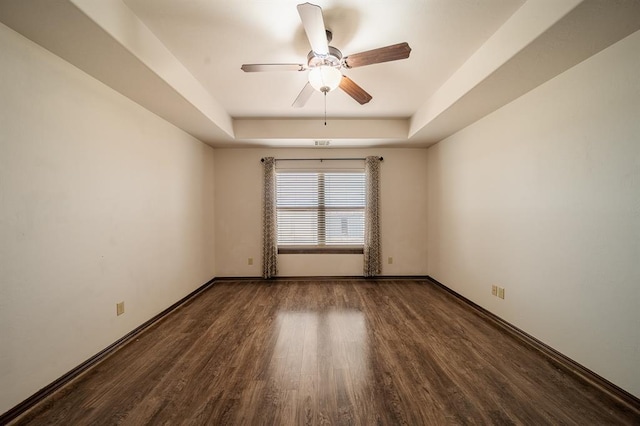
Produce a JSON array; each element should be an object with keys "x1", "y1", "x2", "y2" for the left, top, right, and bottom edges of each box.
[{"x1": 278, "y1": 247, "x2": 364, "y2": 254}]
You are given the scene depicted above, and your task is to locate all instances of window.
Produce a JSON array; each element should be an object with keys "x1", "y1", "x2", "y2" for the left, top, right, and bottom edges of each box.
[{"x1": 276, "y1": 171, "x2": 365, "y2": 253}]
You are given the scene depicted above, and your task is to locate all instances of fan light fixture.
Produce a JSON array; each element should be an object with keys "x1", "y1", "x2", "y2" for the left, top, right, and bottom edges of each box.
[
  {"x1": 241, "y1": 3, "x2": 411, "y2": 108},
  {"x1": 308, "y1": 66, "x2": 342, "y2": 93}
]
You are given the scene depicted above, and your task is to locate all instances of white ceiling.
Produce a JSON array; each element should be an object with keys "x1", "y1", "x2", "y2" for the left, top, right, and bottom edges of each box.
[
  {"x1": 1, "y1": 0, "x2": 640, "y2": 148},
  {"x1": 123, "y1": 0, "x2": 524, "y2": 119}
]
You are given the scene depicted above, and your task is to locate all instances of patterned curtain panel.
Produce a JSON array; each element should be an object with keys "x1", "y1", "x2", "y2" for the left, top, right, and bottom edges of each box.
[
  {"x1": 364, "y1": 156, "x2": 382, "y2": 277},
  {"x1": 262, "y1": 157, "x2": 278, "y2": 278}
]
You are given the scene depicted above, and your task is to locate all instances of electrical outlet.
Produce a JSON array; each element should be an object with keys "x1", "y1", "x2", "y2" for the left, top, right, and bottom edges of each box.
[
  {"x1": 491, "y1": 285, "x2": 498, "y2": 296},
  {"x1": 388, "y1": 257, "x2": 393, "y2": 265},
  {"x1": 248, "y1": 257, "x2": 253, "y2": 266},
  {"x1": 116, "y1": 301, "x2": 125, "y2": 316},
  {"x1": 498, "y1": 287, "x2": 505, "y2": 299}
]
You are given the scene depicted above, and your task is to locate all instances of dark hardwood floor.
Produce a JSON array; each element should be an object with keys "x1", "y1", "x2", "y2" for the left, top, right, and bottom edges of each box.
[{"x1": 12, "y1": 279, "x2": 639, "y2": 425}]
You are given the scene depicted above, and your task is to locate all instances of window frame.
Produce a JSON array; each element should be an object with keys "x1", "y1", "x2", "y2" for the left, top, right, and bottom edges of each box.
[{"x1": 275, "y1": 169, "x2": 365, "y2": 254}]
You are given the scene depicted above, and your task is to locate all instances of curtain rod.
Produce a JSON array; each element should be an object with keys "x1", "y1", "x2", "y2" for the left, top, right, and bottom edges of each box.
[{"x1": 261, "y1": 157, "x2": 383, "y2": 163}]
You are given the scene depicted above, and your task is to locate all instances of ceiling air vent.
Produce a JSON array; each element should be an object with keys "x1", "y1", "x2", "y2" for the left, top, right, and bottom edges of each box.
[{"x1": 314, "y1": 140, "x2": 331, "y2": 146}]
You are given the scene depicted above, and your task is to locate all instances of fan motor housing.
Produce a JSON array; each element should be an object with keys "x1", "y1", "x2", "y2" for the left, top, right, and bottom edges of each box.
[{"x1": 307, "y1": 46, "x2": 343, "y2": 69}]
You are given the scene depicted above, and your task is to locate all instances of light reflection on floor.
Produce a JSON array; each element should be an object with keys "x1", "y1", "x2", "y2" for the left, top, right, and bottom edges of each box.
[{"x1": 268, "y1": 310, "x2": 369, "y2": 397}]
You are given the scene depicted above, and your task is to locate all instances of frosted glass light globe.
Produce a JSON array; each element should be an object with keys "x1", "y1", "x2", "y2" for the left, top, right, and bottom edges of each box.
[{"x1": 308, "y1": 66, "x2": 342, "y2": 93}]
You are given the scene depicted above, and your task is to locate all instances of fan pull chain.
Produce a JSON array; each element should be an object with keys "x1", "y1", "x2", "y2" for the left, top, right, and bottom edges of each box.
[{"x1": 324, "y1": 91, "x2": 327, "y2": 126}]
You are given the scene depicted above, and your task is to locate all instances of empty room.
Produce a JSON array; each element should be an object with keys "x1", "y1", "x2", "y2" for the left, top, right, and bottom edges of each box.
[{"x1": 1, "y1": 0, "x2": 639, "y2": 424}]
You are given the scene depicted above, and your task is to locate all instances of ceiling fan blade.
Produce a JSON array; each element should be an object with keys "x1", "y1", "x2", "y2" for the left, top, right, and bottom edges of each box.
[
  {"x1": 343, "y1": 42, "x2": 412, "y2": 68},
  {"x1": 297, "y1": 3, "x2": 329, "y2": 56},
  {"x1": 292, "y1": 82, "x2": 315, "y2": 108},
  {"x1": 241, "y1": 64, "x2": 306, "y2": 72},
  {"x1": 339, "y1": 76, "x2": 372, "y2": 105}
]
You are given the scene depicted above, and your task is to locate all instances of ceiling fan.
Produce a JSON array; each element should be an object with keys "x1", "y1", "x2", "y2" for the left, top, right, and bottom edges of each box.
[{"x1": 241, "y1": 2, "x2": 411, "y2": 108}]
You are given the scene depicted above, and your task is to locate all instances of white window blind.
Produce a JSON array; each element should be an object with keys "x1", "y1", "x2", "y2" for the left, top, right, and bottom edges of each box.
[{"x1": 276, "y1": 171, "x2": 365, "y2": 250}]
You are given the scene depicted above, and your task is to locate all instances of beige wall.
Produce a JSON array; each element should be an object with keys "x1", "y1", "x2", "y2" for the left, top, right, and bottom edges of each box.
[
  {"x1": 214, "y1": 148, "x2": 428, "y2": 277},
  {"x1": 0, "y1": 23, "x2": 216, "y2": 413},
  {"x1": 427, "y1": 30, "x2": 640, "y2": 397}
]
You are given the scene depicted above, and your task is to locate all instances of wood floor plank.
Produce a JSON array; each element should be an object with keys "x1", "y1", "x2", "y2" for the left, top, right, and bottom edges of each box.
[{"x1": 11, "y1": 279, "x2": 640, "y2": 425}]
